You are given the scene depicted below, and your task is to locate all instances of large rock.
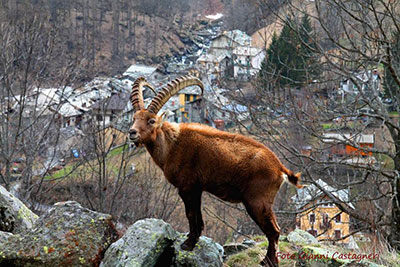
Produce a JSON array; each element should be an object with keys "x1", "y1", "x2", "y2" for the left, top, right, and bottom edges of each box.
[
  {"x1": 100, "y1": 218, "x2": 224, "y2": 267},
  {"x1": 0, "y1": 184, "x2": 38, "y2": 233},
  {"x1": 174, "y1": 234, "x2": 224, "y2": 267},
  {"x1": 288, "y1": 229, "x2": 319, "y2": 245},
  {"x1": 100, "y1": 218, "x2": 177, "y2": 267},
  {"x1": 0, "y1": 201, "x2": 118, "y2": 267}
]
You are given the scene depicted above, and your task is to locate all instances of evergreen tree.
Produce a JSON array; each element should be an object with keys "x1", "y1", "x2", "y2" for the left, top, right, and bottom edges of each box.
[
  {"x1": 298, "y1": 14, "x2": 320, "y2": 82},
  {"x1": 258, "y1": 15, "x2": 319, "y2": 90}
]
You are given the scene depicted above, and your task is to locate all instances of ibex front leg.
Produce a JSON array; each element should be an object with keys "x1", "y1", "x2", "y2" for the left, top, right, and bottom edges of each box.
[{"x1": 179, "y1": 188, "x2": 204, "y2": 250}]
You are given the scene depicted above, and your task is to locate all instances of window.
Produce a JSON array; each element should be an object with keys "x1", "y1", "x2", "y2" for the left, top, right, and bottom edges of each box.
[
  {"x1": 334, "y1": 230, "x2": 341, "y2": 239},
  {"x1": 185, "y1": 95, "x2": 191, "y2": 102},
  {"x1": 96, "y1": 115, "x2": 103, "y2": 121},
  {"x1": 334, "y1": 214, "x2": 341, "y2": 223},
  {"x1": 309, "y1": 213, "x2": 315, "y2": 223},
  {"x1": 308, "y1": 229, "x2": 317, "y2": 237},
  {"x1": 321, "y1": 213, "x2": 331, "y2": 229}
]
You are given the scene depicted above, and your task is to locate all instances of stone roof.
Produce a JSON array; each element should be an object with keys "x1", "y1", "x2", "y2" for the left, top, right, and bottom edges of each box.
[
  {"x1": 292, "y1": 179, "x2": 355, "y2": 209},
  {"x1": 90, "y1": 92, "x2": 130, "y2": 112},
  {"x1": 222, "y1": 30, "x2": 251, "y2": 46},
  {"x1": 123, "y1": 64, "x2": 157, "y2": 78}
]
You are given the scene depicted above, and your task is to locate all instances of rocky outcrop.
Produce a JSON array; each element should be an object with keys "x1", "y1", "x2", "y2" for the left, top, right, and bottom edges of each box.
[
  {"x1": 100, "y1": 218, "x2": 177, "y2": 267},
  {"x1": 0, "y1": 201, "x2": 118, "y2": 267},
  {"x1": 0, "y1": 186, "x2": 224, "y2": 267},
  {"x1": 0, "y1": 184, "x2": 38, "y2": 233},
  {"x1": 173, "y1": 234, "x2": 224, "y2": 267},
  {"x1": 101, "y1": 218, "x2": 224, "y2": 267}
]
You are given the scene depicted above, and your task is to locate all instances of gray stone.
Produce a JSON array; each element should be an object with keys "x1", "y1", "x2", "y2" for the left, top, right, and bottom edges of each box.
[
  {"x1": 288, "y1": 229, "x2": 319, "y2": 245},
  {"x1": 223, "y1": 243, "x2": 250, "y2": 257},
  {"x1": 0, "y1": 201, "x2": 118, "y2": 267},
  {"x1": 242, "y1": 239, "x2": 257, "y2": 247},
  {"x1": 100, "y1": 218, "x2": 177, "y2": 267},
  {"x1": 100, "y1": 219, "x2": 224, "y2": 267},
  {"x1": 173, "y1": 234, "x2": 224, "y2": 267},
  {"x1": 344, "y1": 236, "x2": 359, "y2": 250},
  {"x1": 0, "y1": 184, "x2": 38, "y2": 233}
]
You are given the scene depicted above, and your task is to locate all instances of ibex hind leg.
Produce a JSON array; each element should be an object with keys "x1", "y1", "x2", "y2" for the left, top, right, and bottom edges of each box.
[
  {"x1": 178, "y1": 188, "x2": 204, "y2": 251},
  {"x1": 244, "y1": 199, "x2": 280, "y2": 267}
]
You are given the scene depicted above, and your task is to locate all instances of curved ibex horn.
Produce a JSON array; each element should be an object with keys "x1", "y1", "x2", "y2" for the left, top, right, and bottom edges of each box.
[
  {"x1": 147, "y1": 75, "x2": 204, "y2": 114},
  {"x1": 131, "y1": 77, "x2": 156, "y2": 112}
]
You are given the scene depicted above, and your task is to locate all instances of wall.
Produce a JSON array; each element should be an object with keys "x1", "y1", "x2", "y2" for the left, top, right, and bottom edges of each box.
[{"x1": 297, "y1": 199, "x2": 350, "y2": 244}]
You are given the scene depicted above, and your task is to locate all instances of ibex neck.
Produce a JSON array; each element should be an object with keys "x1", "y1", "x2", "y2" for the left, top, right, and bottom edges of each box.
[{"x1": 144, "y1": 122, "x2": 180, "y2": 169}]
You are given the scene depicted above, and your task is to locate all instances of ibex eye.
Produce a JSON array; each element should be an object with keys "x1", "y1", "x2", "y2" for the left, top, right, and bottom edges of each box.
[{"x1": 148, "y1": 118, "x2": 156, "y2": 125}]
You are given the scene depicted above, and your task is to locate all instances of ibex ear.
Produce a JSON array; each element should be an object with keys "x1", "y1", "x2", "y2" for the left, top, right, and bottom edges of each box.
[
  {"x1": 156, "y1": 111, "x2": 168, "y2": 126},
  {"x1": 160, "y1": 111, "x2": 168, "y2": 121}
]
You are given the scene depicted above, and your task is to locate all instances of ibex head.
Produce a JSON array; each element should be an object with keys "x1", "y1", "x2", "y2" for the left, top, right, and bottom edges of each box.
[{"x1": 129, "y1": 75, "x2": 204, "y2": 146}]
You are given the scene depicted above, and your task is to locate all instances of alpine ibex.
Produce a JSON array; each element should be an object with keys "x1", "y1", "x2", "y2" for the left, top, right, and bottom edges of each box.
[{"x1": 129, "y1": 76, "x2": 302, "y2": 266}]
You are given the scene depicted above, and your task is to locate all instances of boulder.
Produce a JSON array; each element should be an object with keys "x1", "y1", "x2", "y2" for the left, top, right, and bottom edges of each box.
[
  {"x1": 0, "y1": 201, "x2": 118, "y2": 267},
  {"x1": 174, "y1": 234, "x2": 224, "y2": 267},
  {"x1": 288, "y1": 229, "x2": 319, "y2": 245},
  {"x1": 100, "y1": 218, "x2": 177, "y2": 267},
  {"x1": 100, "y1": 219, "x2": 224, "y2": 267},
  {"x1": 0, "y1": 184, "x2": 38, "y2": 233}
]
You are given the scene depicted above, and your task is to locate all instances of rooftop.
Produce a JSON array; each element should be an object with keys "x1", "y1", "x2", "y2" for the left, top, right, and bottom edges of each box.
[
  {"x1": 123, "y1": 64, "x2": 157, "y2": 78},
  {"x1": 216, "y1": 30, "x2": 251, "y2": 47},
  {"x1": 292, "y1": 179, "x2": 355, "y2": 209},
  {"x1": 322, "y1": 133, "x2": 374, "y2": 144},
  {"x1": 90, "y1": 92, "x2": 130, "y2": 112}
]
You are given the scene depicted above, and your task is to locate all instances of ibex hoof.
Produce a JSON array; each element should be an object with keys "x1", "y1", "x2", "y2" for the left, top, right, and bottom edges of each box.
[{"x1": 180, "y1": 238, "x2": 196, "y2": 251}]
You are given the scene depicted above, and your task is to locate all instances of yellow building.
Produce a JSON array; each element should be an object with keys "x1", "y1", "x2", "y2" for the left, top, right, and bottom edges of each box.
[
  {"x1": 178, "y1": 93, "x2": 200, "y2": 119},
  {"x1": 292, "y1": 179, "x2": 354, "y2": 244}
]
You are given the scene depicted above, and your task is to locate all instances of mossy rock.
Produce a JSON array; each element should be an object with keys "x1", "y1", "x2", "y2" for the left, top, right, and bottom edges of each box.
[
  {"x1": 288, "y1": 229, "x2": 319, "y2": 245},
  {"x1": 101, "y1": 218, "x2": 177, "y2": 267},
  {"x1": 0, "y1": 185, "x2": 38, "y2": 233},
  {"x1": 0, "y1": 201, "x2": 118, "y2": 267},
  {"x1": 173, "y1": 234, "x2": 224, "y2": 267}
]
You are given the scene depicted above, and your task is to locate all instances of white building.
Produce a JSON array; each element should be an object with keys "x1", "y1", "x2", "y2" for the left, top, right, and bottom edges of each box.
[
  {"x1": 208, "y1": 30, "x2": 251, "y2": 58},
  {"x1": 232, "y1": 46, "x2": 265, "y2": 80}
]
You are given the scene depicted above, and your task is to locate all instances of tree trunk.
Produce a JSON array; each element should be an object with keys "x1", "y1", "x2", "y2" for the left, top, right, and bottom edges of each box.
[{"x1": 391, "y1": 145, "x2": 400, "y2": 250}]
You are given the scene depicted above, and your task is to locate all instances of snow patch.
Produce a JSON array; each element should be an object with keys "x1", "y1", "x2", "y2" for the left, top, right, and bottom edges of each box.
[{"x1": 205, "y1": 13, "x2": 223, "y2": 20}]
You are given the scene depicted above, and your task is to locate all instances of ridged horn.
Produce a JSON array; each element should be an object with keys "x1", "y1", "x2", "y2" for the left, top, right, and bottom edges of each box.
[
  {"x1": 147, "y1": 75, "x2": 204, "y2": 114},
  {"x1": 131, "y1": 77, "x2": 156, "y2": 112}
]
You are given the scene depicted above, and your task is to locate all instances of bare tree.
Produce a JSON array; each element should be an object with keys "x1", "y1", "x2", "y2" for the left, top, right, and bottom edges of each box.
[
  {"x1": 0, "y1": 11, "x2": 86, "y2": 206},
  {"x1": 232, "y1": 0, "x2": 400, "y2": 250}
]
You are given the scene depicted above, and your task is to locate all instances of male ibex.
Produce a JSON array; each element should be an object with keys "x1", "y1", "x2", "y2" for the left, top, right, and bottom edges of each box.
[{"x1": 129, "y1": 76, "x2": 302, "y2": 266}]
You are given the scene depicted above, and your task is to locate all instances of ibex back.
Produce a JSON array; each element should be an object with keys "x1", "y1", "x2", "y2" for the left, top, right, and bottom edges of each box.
[{"x1": 129, "y1": 76, "x2": 302, "y2": 267}]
